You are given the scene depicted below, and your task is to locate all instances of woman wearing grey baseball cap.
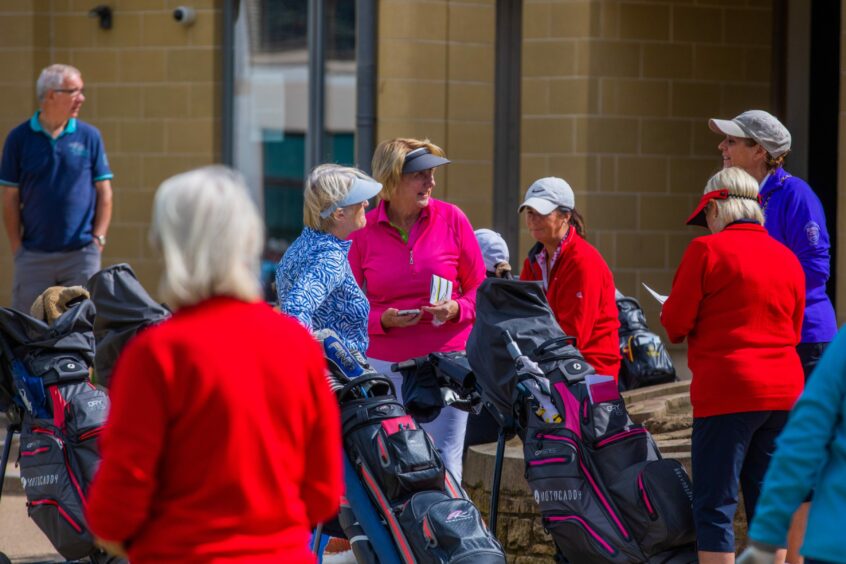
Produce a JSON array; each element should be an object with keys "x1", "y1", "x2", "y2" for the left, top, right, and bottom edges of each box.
[
  {"x1": 710, "y1": 110, "x2": 837, "y2": 564},
  {"x1": 517, "y1": 177, "x2": 621, "y2": 379}
]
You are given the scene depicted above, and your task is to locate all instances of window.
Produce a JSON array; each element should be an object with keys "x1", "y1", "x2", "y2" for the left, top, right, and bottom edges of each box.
[{"x1": 257, "y1": 0, "x2": 355, "y2": 60}]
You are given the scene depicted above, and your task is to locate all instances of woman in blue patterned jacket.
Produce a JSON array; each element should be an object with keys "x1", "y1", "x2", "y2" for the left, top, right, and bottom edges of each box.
[{"x1": 276, "y1": 164, "x2": 382, "y2": 354}]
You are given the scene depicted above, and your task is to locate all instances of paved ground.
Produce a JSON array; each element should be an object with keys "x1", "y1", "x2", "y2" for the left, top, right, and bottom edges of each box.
[
  {"x1": 0, "y1": 493, "x2": 63, "y2": 563},
  {"x1": 0, "y1": 419, "x2": 63, "y2": 563}
]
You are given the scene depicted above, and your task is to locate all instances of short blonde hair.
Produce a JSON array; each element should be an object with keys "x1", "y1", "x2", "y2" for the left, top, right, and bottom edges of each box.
[
  {"x1": 704, "y1": 166, "x2": 764, "y2": 232},
  {"x1": 303, "y1": 164, "x2": 377, "y2": 231},
  {"x1": 371, "y1": 138, "x2": 445, "y2": 201},
  {"x1": 150, "y1": 166, "x2": 263, "y2": 308}
]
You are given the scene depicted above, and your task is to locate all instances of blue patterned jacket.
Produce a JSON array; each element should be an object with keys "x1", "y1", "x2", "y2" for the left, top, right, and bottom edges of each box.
[{"x1": 276, "y1": 227, "x2": 369, "y2": 354}]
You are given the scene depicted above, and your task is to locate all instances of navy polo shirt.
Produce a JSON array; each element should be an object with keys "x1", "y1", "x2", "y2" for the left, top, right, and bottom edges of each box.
[{"x1": 0, "y1": 112, "x2": 113, "y2": 252}]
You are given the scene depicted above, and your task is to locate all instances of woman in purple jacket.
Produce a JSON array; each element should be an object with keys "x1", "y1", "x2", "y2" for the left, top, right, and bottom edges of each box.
[{"x1": 709, "y1": 109, "x2": 837, "y2": 564}]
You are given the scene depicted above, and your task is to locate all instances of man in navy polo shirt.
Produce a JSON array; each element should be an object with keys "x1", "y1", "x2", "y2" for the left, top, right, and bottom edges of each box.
[{"x1": 1, "y1": 64, "x2": 113, "y2": 312}]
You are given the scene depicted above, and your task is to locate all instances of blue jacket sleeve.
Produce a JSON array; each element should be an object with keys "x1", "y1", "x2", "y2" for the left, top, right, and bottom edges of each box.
[
  {"x1": 747, "y1": 326, "x2": 846, "y2": 547},
  {"x1": 778, "y1": 179, "x2": 831, "y2": 291},
  {"x1": 277, "y1": 250, "x2": 344, "y2": 331}
]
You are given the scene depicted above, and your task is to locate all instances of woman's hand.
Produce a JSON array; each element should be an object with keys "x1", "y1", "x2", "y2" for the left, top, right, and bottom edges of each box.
[
  {"x1": 422, "y1": 300, "x2": 459, "y2": 324},
  {"x1": 381, "y1": 308, "x2": 423, "y2": 329},
  {"x1": 95, "y1": 537, "x2": 129, "y2": 558}
]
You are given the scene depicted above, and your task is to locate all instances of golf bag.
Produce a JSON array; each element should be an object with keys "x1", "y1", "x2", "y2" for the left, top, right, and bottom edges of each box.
[
  {"x1": 86, "y1": 263, "x2": 171, "y2": 387},
  {"x1": 616, "y1": 294, "x2": 675, "y2": 390},
  {"x1": 465, "y1": 278, "x2": 696, "y2": 563},
  {"x1": 320, "y1": 331, "x2": 505, "y2": 564},
  {"x1": 0, "y1": 300, "x2": 121, "y2": 563}
]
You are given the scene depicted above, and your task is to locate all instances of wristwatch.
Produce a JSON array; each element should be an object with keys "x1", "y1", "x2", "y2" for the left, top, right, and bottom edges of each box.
[{"x1": 95, "y1": 234, "x2": 107, "y2": 247}]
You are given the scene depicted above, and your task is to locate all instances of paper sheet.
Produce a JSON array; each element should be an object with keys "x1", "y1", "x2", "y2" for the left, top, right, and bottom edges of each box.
[{"x1": 642, "y1": 282, "x2": 668, "y2": 305}]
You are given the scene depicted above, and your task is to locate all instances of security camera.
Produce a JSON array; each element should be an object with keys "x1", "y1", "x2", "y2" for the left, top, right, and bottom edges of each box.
[{"x1": 173, "y1": 6, "x2": 196, "y2": 26}]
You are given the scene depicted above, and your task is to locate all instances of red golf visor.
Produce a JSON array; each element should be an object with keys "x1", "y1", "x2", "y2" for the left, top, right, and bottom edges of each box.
[{"x1": 685, "y1": 189, "x2": 761, "y2": 227}]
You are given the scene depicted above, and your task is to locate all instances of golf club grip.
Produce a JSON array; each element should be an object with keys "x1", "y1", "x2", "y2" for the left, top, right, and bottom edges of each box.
[{"x1": 391, "y1": 359, "x2": 417, "y2": 372}]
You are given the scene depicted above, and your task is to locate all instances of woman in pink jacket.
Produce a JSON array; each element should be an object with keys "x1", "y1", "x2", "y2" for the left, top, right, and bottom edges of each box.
[{"x1": 348, "y1": 138, "x2": 485, "y2": 481}]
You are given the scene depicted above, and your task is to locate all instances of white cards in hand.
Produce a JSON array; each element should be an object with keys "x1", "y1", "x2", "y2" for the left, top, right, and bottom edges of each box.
[{"x1": 430, "y1": 275, "x2": 454, "y2": 305}]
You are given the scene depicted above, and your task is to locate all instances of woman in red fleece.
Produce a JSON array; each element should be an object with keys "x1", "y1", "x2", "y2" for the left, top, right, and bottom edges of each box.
[
  {"x1": 85, "y1": 167, "x2": 343, "y2": 563},
  {"x1": 519, "y1": 177, "x2": 621, "y2": 378},
  {"x1": 661, "y1": 166, "x2": 804, "y2": 564}
]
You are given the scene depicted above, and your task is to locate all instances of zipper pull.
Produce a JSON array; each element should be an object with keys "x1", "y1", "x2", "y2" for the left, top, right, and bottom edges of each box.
[{"x1": 409, "y1": 250, "x2": 414, "y2": 265}]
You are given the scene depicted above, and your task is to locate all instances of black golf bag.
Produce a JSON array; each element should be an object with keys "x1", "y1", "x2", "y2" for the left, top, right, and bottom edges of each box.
[
  {"x1": 86, "y1": 263, "x2": 171, "y2": 387},
  {"x1": 320, "y1": 331, "x2": 506, "y2": 564},
  {"x1": 463, "y1": 278, "x2": 696, "y2": 563},
  {"x1": 616, "y1": 294, "x2": 675, "y2": 390},
  {"x1": 0, "y1": 299, "x2": 122, "y2": 563}
]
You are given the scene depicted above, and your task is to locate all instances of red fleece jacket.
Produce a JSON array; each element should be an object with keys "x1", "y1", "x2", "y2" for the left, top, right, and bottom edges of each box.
[
  {"x1": 521, "y1": 228, "x2": 621, "y2": 378},
  {"x1": 86, "y1": 297, "x2": 342, "y2": 563},
  {"x1": 661, "y1": 223, "x2": 805, "y2": 418}
]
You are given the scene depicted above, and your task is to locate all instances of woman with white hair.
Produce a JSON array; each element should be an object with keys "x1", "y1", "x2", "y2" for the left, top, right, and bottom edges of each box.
[
  {"x1": 661, "y1": 166, "x2": 805, "y2": 564},
  {"x1": 276, "y1": 164, "x2": 382, "y2": 355},
  {"x1": 709, "y1": 110, "x2": 836, "y2": 380},
  {"x1": 709, "y1": 111, "x2": 833, "y2": 562},
  {"x1": 86, "y1": 166, "x2": 343, "y2": 563}
]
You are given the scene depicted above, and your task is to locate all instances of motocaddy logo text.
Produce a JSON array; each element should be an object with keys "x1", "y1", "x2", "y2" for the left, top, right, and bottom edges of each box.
[
  {"x1": 21, "y1": 473, "x2": 59, "y2": 489},
  {"x1": 534, "y1": 489, "x2": 582, "y2": 504}
]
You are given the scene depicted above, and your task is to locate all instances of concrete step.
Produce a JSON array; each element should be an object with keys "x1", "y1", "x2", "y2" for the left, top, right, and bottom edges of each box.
[{"x1": 622, "y1": 380, "x2": 691, "y2": 404}]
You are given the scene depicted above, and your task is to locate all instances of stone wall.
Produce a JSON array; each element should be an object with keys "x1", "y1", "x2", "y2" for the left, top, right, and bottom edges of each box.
[
  {"x1": 376, "y1": 0, "x2": 775, "y2": 354},
  {"x1": 377, "y1": 0, "x2": 497, "y2": 229}
]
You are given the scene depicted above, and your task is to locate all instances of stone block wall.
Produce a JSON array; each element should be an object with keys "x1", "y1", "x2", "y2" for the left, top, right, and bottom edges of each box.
[
  {"x1": 376, "y1": 0, "x2": 775, "y2": 343},
  {"x1": 377, "y1": 0, "x2": 497, "y2": 231},
  {"x1": 519, "y1": 0, "x2": 773, "y2": 330},
  {"x1": 0, "y1": 0, "x2": 222, "y2": 306}
]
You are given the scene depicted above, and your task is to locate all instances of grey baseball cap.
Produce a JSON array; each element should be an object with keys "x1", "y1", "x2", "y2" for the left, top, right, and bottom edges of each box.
[
  {"x1": 518, "y1": 177, "x2": 575, "y2": 215},
  {"x1": 708, "y1": 110, "x2": 792, "y2": 158},
  {"x1": 474, "y1": 228, "x2": 509, "y2": 272}
]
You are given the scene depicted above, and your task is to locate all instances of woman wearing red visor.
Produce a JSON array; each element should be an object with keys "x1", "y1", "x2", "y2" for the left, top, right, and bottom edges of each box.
[{"x1": 661, "y1": 167, "x2": 805, "y2": 564}]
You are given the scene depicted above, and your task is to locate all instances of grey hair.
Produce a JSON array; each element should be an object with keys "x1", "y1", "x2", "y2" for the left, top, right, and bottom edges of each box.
[
  {"x1": 149, "y1": 165, "x2": 264, "y2": 308},
  {"x1": 704, "y1": 166, "x2": 764, "y2": 232},
  {"x1": 36, "y1": 64, "x2": 81, "y2": 102},
  {"x1": 303, "y1": 164, "x2": 377, "y2": 231}
]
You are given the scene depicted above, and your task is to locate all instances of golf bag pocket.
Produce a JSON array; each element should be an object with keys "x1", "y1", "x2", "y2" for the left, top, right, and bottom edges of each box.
[
  {"x1": 543, "y1": 515, "x2": 631, "y2": 563},
  {"x1": 399, "y1": 490, "x2": 505, "y2": 563},
  {"x1": 524, "y1": 428, "x2": 636, "y2": 552},
  {"x1": 605, "y1": 459, "x2": 695, "y2": 555},
  {"x1": 19, "y1": 426, "x2": 94, "y2": 559},
  {"x1": 357, "y1": 415, "x2": 445, "y2": 501},
  {"x1": 591, "y1": 426, "x2": 658, "y2": 480},
  {"x1": 580, "y1": 396, "x2": 635, "y2": 445},
  {"x1": 64, "y1": 385, "x2": 109, "y2": 485}
]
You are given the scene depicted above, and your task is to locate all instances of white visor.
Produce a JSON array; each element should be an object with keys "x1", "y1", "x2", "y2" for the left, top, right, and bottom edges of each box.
[{"x1": 320, "y1": 178, "x2": 383, "y2": 218}]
